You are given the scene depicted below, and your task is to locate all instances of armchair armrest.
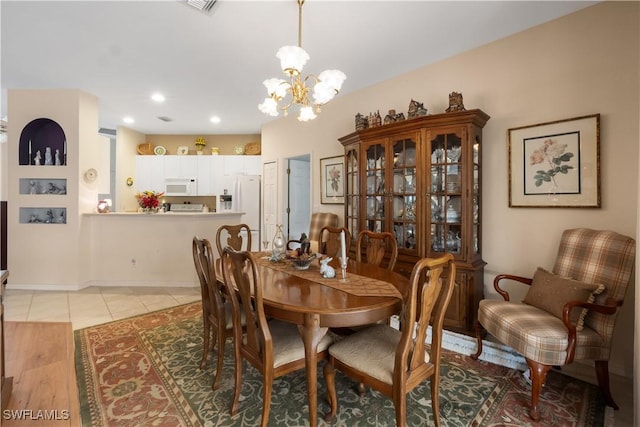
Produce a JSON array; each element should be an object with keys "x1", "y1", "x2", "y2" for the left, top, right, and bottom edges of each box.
[
  {"x1": 561, "y1": 298, "x2": 623, "y2": 364},
  {"x1": 493, "y1": 274, "x2": 532, "y2": 301},
  {"x1": 286, "y1": 239, "x2": 301, "y2": 251}
]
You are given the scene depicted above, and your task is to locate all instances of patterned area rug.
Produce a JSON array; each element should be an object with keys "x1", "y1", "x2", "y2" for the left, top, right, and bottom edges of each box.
[{"x1": 74, "y1": 302, "x2": 605, "y2": 427}]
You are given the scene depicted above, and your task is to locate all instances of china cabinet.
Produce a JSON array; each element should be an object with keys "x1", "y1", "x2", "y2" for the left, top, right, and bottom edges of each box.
[{"x1": 340, "y1": 109, "x2": 489, "y2": 335}]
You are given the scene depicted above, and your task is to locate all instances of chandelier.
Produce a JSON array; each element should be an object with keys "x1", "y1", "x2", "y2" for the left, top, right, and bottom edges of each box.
[{"x1": 258, "y1": 0, "x2": 346, "y2": 122}]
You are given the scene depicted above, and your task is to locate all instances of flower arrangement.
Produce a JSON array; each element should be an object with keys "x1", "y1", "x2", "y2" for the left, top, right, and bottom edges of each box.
[
  {"x1": 135, "y1": 190, "x2": 164, "y2": 211},
  {"x1": 195, "y1": 137, "x2": 206, "y2": 150}
]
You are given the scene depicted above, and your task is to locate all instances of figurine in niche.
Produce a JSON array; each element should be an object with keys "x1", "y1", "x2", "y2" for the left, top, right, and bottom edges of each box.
[
  {"x1": 44, "y1": 147, "x2": 53, "y2": 165},
  {"x1": 57, "y1": 210, "x2": 66, "y2": 224},
  {"x1": 355, "y1": 113, "x2": 368, "y2": 131},
  {"x1": 55, "y1": 149, "x2": 61, "y2": 166},
  {"x1": 45, "y1": 209, "x2": 54, "y2": 224},
  {"x1": 29, "y1": 180, "x2": 39, "y2": 195},
  {"x1": 33, "y1": 150, "x2": 42, "y2": 166},
  {"x1": 407, "y1": 99, "x2": 428, "y2": 119},
  {"x1": 445, "y1": 91, "x2": 466, "y2": 113},
  {"x1": 28, "y1": 214, "x2": 40, "y2": 223}
]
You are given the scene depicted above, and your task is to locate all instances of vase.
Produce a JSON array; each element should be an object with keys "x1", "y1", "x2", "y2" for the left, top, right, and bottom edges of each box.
[
  {"x1": 272, "y1": 224, "x2": 285, "y2": 259},
  {"x1": 142, "y1": 207, "x2": 158, "y2": 214}
]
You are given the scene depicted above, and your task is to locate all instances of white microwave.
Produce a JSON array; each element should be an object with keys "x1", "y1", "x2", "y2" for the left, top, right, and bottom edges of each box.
[{"x1": 165, "y1": 177, "x2": 197, "y2": 196}]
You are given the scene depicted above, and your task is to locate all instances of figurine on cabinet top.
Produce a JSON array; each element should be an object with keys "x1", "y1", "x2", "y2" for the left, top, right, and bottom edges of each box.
[
  {"x1": 368, "y1": 110, "x2": 382, "y2": 128},
  {"x1": 445, "y1": 91, "x2": 466, "y2": 113},
  {"x1": 355, "y1": 113, "x2": 368, "y2": 131},
  {"x1": 407, "y1": 99, "x2": 428, "y2": 119},
  {"x1": 383, "y1": 109, "x2": 406, "y2": 125}
]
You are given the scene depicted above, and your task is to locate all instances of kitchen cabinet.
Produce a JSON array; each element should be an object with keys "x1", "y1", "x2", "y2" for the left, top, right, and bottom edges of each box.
[
  {"x1": 134, "y1": 155, "x2": 165, "y2": 193},
  {"x1": 196, "y1": 156, "x2": 224, "y2": 196},
  {"x1": 135, "y1": 155, "x2": 261, "y2": 196},
  {"x1": 222, "y1": 155, "x2": 262, "y2": 176},
  {"x1": 339, "y1": 109, "x2": 489, "y2": 335},
  {"x1": 164, "y1": 156, "x2": 198, "y2": 179}
]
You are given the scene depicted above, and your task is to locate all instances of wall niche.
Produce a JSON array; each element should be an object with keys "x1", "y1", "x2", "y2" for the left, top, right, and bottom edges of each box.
[{"x1": 19, "y1": 118, "x2": 67, "y2": 166}]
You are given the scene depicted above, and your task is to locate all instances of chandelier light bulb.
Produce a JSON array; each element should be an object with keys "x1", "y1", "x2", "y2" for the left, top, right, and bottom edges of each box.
[
  {"x1": 258, "y1": 98, "x2": 279, "y2": 116},
  {"x1": 277, "y1": 46, "x2": 309, "y2": 74},
  {"x1": 298, "y1": 106, "x2": 317, "y2": 122},
  {"x1": 263, "y1": 78, "x2": 288, "y2": 98}
]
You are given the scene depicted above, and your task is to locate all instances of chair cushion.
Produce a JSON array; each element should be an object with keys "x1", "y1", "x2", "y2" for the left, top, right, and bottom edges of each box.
[
  {"x1": 523, "y1": 267, "x2": 604, "y2": 331},
  {"x1": 269, "y1": 319, "x2": 333, "y2": 368},
  {"x1": 479, "y1": 299, "x2": 605, "y2": 365},
  {"x1": 328, "y1": 324, "x2": 429, "y2": 385}
]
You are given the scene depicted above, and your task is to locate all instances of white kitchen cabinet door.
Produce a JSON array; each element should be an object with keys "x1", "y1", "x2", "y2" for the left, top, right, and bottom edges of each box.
[
  {"x1": 222, "y1": 155, "x2": 262, "y2": 176},
  {"x1": 196, "y1": 156, "x2": 223, "y2": 195},
  {"x1": 135, "y1": 156, "x2": 165, "y2": 192},
  {"x1": 164, "y1": 155, "x2": 198, "y2": 178}
]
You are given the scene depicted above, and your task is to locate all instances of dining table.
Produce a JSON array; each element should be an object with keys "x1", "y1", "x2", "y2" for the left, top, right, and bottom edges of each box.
[{"x1": 250, "y1": 253, "x2": 408, "y2": 427}]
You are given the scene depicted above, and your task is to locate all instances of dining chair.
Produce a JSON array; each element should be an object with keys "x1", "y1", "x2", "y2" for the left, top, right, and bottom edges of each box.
[
  {"x1": 192, "y1": 236, "x2": 244, "y2": 390},
  {"x1": 287, "y1": 212, "x2": 339, "y2": 250},
  {"x1": 323, "y1": 253, "x2": 456, "y2": 427},
  {"x1": 472, "y1": 228, "x2": 635, "y2": 421},
  {"x1": 221, "y1": 246, "x2": 334, "y2": 427},
  {"x1": 355, "y1": 230, "x2": 398, "y2": 271},
  {"x1": 215, "y1": 223, "x2": 252, "y2": 255},
  {"x1": 319, "y1": 226, "x2": 351, "y2": 258}
]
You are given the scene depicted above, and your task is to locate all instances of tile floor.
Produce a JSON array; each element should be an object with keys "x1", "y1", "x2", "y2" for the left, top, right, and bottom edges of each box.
[{"x1": 4, "y1": 286, "x2": 201, "y2": 330}]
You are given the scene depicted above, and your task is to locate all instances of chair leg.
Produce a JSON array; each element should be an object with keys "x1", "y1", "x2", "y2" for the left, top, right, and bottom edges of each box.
[
  {"x1": 200, "y1": 319, "x2": 211, "y2": 369},
  {"x1": 595, "y1": 360, "x2": 619, "y2": 409},
  {"x1": 260, "y1": 374, "x2": 273, "y2": 427},
  {"x1": 230, "y1": 346, "x2": 242, "y2": 416},
  {"x1": 526, "y1": 358, "x2": 551, "y2": 422},
  {"x1": 323, "y1": 361, "x2": 338, "y2": 421},
  {"x1": 430, "y1": 374, "x2": 441, "y2": 427},
  {"x1": 211, "y1": 328, "x2": 225, "y2": 390},
  {"x1": 470, "y1": 321, "x2": 485, "y2": 360}
]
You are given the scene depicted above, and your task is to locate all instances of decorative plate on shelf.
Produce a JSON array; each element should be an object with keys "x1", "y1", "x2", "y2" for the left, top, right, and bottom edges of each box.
[
  {"x1": 177, "y1": 146, "x2": 189, "y2": 155},
  {"x1": 154, "y1": 145, "x2": 167, "y2": 156}
]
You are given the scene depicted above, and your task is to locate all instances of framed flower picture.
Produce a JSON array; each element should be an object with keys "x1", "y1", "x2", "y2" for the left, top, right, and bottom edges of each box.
[
  {"x1": 508, "y1": 114, "x2": 600, "y2": 208},
  {"x1": 320, "y1": 155, "x2": 345, "y2": 204}
]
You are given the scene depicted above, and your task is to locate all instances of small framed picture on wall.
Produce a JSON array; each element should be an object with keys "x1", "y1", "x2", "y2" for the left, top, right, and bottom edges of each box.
[{"x1": 320, "y1": 155, "x2": 345, "y2": 204}]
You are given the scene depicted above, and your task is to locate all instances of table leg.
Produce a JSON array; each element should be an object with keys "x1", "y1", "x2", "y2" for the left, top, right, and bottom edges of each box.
[{"x1": 298, "y1": 313, "x2": 327, "y2": 427}]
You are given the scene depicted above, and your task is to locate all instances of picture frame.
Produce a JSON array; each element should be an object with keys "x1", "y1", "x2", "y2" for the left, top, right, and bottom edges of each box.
[
  {"x1": 508, "y1": 114, "x2": 600, "y2": 208},
  {"x1": 320, "y1": 155, "x2": 345, "y2": 204}
]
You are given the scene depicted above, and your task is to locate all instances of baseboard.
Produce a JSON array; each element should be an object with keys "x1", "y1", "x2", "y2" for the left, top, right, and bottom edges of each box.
[{"x1": 6, "y1": 280, "x2": 198, "y2": 292}]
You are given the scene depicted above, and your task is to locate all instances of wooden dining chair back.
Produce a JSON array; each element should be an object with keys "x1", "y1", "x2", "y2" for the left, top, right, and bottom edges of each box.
[
  {"x1": 355, "y1": 230, "x2": 398, "y2": 271},
  {"x1": 191, "y1": 236, "x2": 237, "y2": 390},
  {"x1": 324, "y1": 253, "x2": 456, "y2": 427},
  {"x1": 221, "y1": 246, "x2": 333, "y2": 427},
  {"x1": 215, "y1": 223, "x2": 252, "y2": 256},
  {"x1": 319, "y1": 226, "x2": 351, "y2": 258}
]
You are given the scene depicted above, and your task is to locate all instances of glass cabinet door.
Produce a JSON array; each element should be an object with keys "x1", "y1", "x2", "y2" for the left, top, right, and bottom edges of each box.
[
  {"x1": 345, "y1": 146, "x2": 359, "y2": 238},
  {"x1": 392, "y1": 137, "x2": 417, "y2": 253},
  {"x1": 364, "y1": 142, "x2": 385, "y2": 233},
  {"x1": 429, "y1": 131, "x2": 463, "y2": 255}
]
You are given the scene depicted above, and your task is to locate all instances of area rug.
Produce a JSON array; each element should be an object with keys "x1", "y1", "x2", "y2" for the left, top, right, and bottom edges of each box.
[{"x1": 74, "y1": 302, "x2": 605, "y2": 426}]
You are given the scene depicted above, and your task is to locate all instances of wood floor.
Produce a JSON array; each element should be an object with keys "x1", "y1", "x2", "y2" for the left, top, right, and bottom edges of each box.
[{"x1": 2, "y1": 322, "x2": 81, "y2": 427}]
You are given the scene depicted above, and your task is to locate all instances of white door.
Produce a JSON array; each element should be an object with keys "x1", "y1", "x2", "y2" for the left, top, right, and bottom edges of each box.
[
  {"x1": 287, "y1": 157, "x2": 310, "y2": 242},
  {"x1": 262, "y1": 161, "x2": 278, "y2": 250}
]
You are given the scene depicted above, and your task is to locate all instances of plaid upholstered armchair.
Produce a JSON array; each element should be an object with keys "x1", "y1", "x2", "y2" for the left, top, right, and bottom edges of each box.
[
  {"x1": 286, "y1": 212, "x2": 338, "y2": 250},
  {"x1": 472, "y1": 228, "x2": 635, "y2": 421}
]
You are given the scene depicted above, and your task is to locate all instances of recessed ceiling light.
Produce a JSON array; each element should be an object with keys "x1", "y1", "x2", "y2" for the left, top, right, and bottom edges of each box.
[
  {"x1": 151, "y1": 93, "x2": 165, "y2": 103},
  {"x1": 123, "y1": 117, "x2": 134, "y2": 124},
  {"x1": 210, "y1": 116, "x2": 221, "y2": 124}
]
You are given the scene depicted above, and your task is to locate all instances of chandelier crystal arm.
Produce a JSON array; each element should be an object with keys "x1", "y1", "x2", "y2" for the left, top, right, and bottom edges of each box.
[{"x1": 258, "y1": 0, "x2": 345, "y2": 122}]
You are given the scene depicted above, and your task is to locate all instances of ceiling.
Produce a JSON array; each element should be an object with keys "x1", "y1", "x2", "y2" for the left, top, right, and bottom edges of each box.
[{"x1": 1, "y1": 0, "x2": 597, "y2": 136}]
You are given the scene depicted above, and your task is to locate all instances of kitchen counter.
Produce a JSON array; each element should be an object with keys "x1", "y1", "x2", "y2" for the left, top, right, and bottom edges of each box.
[{"x1": 83, "y1": 211, "x2": 245, "y2": 287}]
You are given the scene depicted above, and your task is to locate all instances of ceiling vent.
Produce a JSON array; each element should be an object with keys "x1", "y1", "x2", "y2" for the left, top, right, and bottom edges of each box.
[{"x1": 186, "y1": 0, "x2": 217, "y2": 13}]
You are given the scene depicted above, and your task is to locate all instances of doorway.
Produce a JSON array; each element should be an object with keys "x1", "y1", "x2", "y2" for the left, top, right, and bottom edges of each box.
[{"x1": 286, "y1": 155, "x2": 311, "y2": 242}]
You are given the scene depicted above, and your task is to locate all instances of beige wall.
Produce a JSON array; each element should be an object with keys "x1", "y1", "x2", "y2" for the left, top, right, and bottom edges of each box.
[{"x1": 262, "y1": 1, "x2": 639, "y2": 379}]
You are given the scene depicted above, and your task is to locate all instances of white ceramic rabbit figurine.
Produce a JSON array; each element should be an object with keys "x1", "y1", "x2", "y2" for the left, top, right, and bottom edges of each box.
[{"x1": 320, "y1": 257, "x2": 336, "y2": 279}]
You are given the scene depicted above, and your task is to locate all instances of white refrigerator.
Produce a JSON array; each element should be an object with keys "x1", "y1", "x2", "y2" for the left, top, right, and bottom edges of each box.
[{"x1": 232, "y1": 175, "x2": 261, "y2": 251}]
